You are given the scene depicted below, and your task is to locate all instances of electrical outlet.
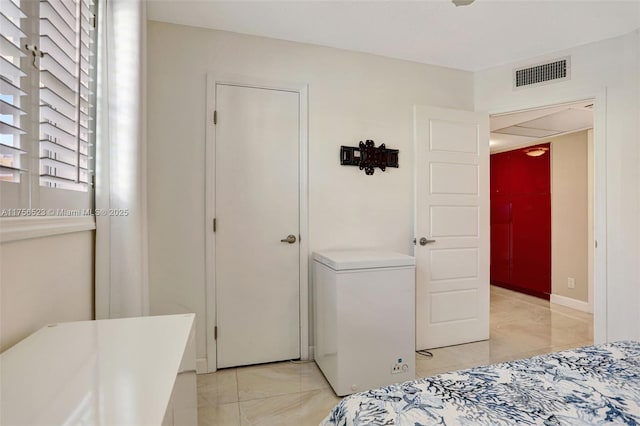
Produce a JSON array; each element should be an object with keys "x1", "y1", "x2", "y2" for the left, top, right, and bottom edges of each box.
[
  {"x1": 391, "y1": 358, "x2": 409, "y2": 374},
  {"x1": 568, "y1": 277, "x2": 576, "y2": 289}
]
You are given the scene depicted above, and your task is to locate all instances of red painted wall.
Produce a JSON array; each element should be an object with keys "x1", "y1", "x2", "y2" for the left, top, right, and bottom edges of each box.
[{"x1": 490, "y1": 143, "x2": 551, "y2": 299}]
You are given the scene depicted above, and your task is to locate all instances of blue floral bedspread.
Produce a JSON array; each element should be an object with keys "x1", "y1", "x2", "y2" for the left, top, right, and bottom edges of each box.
[{"x1": 321, "y1": 341, "x2": 640, "y2": 425}]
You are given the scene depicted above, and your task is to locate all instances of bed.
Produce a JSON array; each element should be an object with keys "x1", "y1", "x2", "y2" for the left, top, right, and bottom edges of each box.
[{"x1": 321, "y1": 341, "x2": 640, "y2": 425}]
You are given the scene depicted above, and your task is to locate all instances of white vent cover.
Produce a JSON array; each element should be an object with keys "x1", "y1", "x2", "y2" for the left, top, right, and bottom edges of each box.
[{"x1": 513, "y1": 57, "x2": 570, "y2": 89}]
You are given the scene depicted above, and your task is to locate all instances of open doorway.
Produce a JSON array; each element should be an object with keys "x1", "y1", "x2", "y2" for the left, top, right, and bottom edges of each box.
[
  {"x1": 488, "y1": 99, "x2": 594, "y2": 355},
  {"x1": 413, "y1": 100, "x2": 597, "y2": 378}
]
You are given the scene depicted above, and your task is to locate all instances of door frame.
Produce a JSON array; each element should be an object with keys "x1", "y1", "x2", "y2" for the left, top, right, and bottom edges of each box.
[
  {"x1": 205, "y1": 74, "x2": 309, "y2": 373},
  {"x1": 483, "y1": 89, "x2": 607, "y2": 344}
]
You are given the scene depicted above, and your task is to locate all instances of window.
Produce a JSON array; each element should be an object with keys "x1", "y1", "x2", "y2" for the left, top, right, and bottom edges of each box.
[
  {"x1": 0, "y1": 0, "x2": 96, "y2": 212},
  {"x1": 0, "y1": 0, "x2": 27, "y2": 186}
]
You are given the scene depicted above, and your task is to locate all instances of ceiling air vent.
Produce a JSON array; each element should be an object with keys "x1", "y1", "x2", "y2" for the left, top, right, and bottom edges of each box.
[{"x1": 513, "y1": 57, "x2": 570, "y2": 89}]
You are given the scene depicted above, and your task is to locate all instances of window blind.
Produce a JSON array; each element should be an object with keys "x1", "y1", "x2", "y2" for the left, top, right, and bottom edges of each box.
[
  {"x1": 39, "y1": 0, "x2": 94, "y2": 191},
  {"x1": 0, "y1": 0, "x2": 27, "y2": 184}
]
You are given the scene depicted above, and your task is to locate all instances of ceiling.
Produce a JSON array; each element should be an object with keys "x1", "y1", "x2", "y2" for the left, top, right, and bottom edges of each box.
[
  {"x1": 147, "y1": 0, "x2": 640, "y2": 71},
  {"x1": 490, "y1": 100, "x2": 594, "y2": 153}
]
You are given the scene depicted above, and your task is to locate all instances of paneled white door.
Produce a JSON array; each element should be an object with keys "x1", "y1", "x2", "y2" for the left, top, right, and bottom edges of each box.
[
  {"x1": 414, "y1": 105, "x2": 490, "y2": 350},
  {"x1": 215, "y1": 84, "x2": 300, "y2": 368}
]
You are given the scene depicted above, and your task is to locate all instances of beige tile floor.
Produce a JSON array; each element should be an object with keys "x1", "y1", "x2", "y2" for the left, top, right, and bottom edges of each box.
[{"x1": 197, "y1": 285, "x2": 593, "y2": 425}]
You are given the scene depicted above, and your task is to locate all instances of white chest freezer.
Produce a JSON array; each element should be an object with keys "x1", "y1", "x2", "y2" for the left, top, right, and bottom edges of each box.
[{"x1": 313, "y1": 249, "x2": 416, "y2": 396}]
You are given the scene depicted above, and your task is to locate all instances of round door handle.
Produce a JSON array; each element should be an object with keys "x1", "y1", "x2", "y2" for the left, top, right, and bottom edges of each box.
[
  {"x1": 280, "y1": 234, "x2": 297, "y2": 244},
  {"x1": 419, "y1": 237, "x2": 436, "y2": 246}
]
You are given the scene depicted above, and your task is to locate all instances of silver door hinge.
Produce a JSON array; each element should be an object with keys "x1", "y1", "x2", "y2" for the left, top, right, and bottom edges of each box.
[
  {"x1": 213, "y1": 110, "x2": 217, "y2": 125},
  {"x1": 214, "y1": 326, "x2": 218, "y2": 340},
  {"x1": 213, "y1": 218, "x2": 216, "y2": 232}
]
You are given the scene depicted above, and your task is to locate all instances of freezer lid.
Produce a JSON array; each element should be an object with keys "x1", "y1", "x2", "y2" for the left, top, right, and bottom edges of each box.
[{"x1": 312, "y1": 249, "x2": 416, "y2": 271}]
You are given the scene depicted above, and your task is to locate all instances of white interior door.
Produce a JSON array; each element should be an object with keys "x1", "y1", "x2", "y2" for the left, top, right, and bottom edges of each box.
[
  {"x1": 414, "y1": 105, "x2": 490, "y2": 350},
  {"x1": 215, "y1": 84, "x2": 300, "y2": 368}
]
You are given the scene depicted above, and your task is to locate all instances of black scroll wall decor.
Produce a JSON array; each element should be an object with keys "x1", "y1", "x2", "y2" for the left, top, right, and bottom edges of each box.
[{"x1": 340, "y1": 140, "x2": 399, "y2": 175}]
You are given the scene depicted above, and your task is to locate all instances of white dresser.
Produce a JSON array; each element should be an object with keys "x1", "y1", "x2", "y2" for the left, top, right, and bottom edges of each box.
[{"x1": 0, "y1": 314, "x2": 197, "y2": 426}]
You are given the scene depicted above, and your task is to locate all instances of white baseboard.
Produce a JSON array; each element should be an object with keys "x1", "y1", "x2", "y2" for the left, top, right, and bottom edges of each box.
[
  {"x1": 196, "y1": 350, "x2": 314, "y2": 374},
  {"x1": 196, "y1": 358, "x2": 208, "y2": 374},
  {"x1": 550, "y1": 294, "x2": 592, "y2": 313}
]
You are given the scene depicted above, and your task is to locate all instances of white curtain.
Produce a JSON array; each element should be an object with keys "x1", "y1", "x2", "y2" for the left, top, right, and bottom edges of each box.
[{"x1": 95, "y1": 0, "x2": 149, "y2": 319}]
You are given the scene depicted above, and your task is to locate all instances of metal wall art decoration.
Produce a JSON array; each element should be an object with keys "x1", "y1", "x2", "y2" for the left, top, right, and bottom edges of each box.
[{"x1": 340, "y1": 140, "x2": 399, "y2": 175}]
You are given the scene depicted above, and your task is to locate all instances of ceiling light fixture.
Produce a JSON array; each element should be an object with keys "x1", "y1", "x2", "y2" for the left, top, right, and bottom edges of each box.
[
  {"x1": 525, "y1": 147, "x2": 549, "y2": 157},
  {"x1": 452, "y1": 0, "x2": 475, "y2": 6}
]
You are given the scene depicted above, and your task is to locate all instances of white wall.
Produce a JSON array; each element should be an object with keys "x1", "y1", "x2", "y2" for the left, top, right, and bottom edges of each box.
[
  {"x1": 551, "y1": 131, "x2": 589, "y2": 303},
  {"x1": 0, "y1": 232, "x2": 94, "y2": 352},
  {"x1": 146, "y1": 22, "x2": 474, "y2": 364},
  {"x1": 475, "y1": 30, "x2": 640, "y2": 342}
]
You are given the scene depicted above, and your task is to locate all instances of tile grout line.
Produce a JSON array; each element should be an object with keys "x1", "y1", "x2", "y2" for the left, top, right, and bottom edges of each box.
[{"x1": 235, "y1": 383, "x2": 332, "y2": 404}]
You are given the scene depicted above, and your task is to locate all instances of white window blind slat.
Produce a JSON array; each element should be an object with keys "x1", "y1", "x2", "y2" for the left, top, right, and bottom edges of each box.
[
  {"x1": 40, "y1": 18, "x2": 75, "y2": 53},
  {"x1": 79, "y1": 51, "x2": 90, "y2": 66},
  {"x1": 40, "y1": 121, "x2": 76, "y2": 147},
  {"x1": 79, "y1": 92, "x2": 89, "y2": 106},
  {"x1": 41, "y1": 54, "x2": 77, "y2": 89},
  {"x1": 0, "y1": 98, "x2": 25, "y2": 116},
  {"x1": 41, "y1": 103, "x2": 76, "y2": 134},
  {"x1": 40, "y1": 157, "x2": 88, "y2": 175},
  {"x1": 0, "y1": 77, "x2": 25, "y2": 97},
  {"x1": 0, "y1": 13, "x2": 26, "y2": 47},
  {"x1": 42, "y1": 162, "x2": 88, "y2": 178},
  {"x1": 40, "y1": 35, "x2": 75, "y2": 73},
  {"x1": 80, "y1": 73, "x2": 91, "y2": 88},
  {"x1": 0, "y1": 121, "x2": 25, "y2": 135},
  {"x1": 81, "y1": 19, "x2": 91, "y2": 34},
  {"x1": 40, "y1": 173, "x2": 88, "y2": 191},
  {"x1": 45, "y1": 0, "x2": 76, "y2": 29},
  {"x1": 79, "y1": 140, "x2": 89, "y2": 156},
  {"x1": 80, "y1": 47, "x2": 92, "y2": 63},
  {"x1": 59, "y1": 1, "x2": 75, "y2": 19},
  {"x1": 81, "y1": 31, "x2": 89, "y2": 48},
  {"x1": 0, "y1": 56, "x2": 25, "y2": 81},
  {"x1": 0, "y1": 0, "x2": 26, "y2": 19},
  {"x1": 40, "y1": 86, "x2": 74, "y2": 117},
  {"x1": 43, "y1": 128, "x2": 89, "y2": 153},
  {"x1": 0, "y1": 34, "x2": 25, "y2": 59},
  {"x1": 0, "y1": 142, "x2": 26, "y2": 154},
  {"x1": 40, "y1": 139, "x2": 88, "y2": 159},
  {"x1": 41, "y1": 102, "x2": 89, "y2": 133},
  {"x1": 40, "y1": 70, "x2": 75, "y2": 104},
  {"x1": 80, "y1": 56, "x2": 92, "y2": 72},
  {"x1": 39, "y1": 2, "x2": 75, "y2": 43}
]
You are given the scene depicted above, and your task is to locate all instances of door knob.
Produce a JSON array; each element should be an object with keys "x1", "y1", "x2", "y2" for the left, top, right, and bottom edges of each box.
[
  {"x1": 419, "y1": 237, "x2": 436, "y2": 246},
  {"x1": 280, "y1": 234, "x2": 297, "y2": 244}
]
